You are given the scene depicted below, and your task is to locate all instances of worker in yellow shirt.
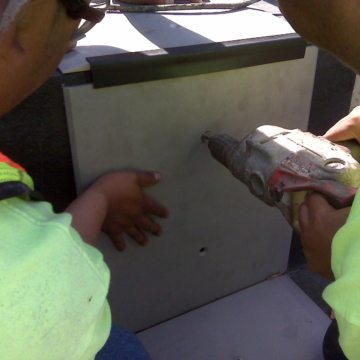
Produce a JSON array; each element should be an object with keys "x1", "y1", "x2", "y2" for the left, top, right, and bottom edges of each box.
[
  {"x1": 0, "y1": 1, "x2": 168, "y2": 359},
  {"x1": 278, "y1": 2, "x2": 360, "y2": 359}
]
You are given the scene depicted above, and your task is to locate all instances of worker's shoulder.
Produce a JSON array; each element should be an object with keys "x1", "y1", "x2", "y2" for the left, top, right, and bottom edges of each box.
[
  {"x1": 0, "y1": 197, "x2": 110, "y2": 282},
  {"x1": 0, "y1": 197, "x2": 66, "y2": 224},
  {"x1": 0, "y1": 198, "x2": 111, "y2": 360}
]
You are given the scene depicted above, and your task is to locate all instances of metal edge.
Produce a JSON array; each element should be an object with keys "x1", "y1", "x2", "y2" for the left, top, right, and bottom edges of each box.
[{"x1": 85, "y1": 33, "x2": 306, "y2": 88}]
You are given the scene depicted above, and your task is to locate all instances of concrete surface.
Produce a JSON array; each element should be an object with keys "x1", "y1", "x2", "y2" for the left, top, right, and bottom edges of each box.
[{"x1": 138, "y1": 275, "x2": 331, "y2": 360}]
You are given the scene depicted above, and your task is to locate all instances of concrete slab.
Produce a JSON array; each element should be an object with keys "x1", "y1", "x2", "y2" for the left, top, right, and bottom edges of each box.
[{"x1": 138, "y1": 276, "x2": 330, "y2": 360}]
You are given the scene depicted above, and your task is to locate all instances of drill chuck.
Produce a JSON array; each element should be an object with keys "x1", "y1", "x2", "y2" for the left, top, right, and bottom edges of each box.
[{"x1": 203, "y1": 133, "x2": 244, "y2": 174}]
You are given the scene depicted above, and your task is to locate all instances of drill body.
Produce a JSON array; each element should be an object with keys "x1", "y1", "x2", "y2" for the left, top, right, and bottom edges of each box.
[{"x1": 203, "y1": 126, "x2": 360, "y2": 230}]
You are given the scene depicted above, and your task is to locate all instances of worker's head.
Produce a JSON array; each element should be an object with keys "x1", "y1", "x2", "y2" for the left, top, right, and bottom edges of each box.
[{"x1": 0, "y1": 0, "x2": 81, "y2": 116}]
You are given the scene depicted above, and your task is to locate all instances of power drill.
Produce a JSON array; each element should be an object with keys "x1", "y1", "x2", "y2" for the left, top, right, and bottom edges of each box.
[{"x1": 202, "y1": 126, "x2": 360, "y2": 231}]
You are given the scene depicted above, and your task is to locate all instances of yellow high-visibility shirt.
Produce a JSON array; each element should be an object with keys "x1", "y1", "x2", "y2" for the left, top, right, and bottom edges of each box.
[
  {"x1": 323, "y1": 190, "x2": 360, "y2": 360},
  {"x1": 0, "y1": 197, "x2": 111, "y2": 359}
]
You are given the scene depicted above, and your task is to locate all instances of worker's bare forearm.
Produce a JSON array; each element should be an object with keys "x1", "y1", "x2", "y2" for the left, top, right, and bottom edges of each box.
[
  {"x1": 66, "y1": 188, "x2": 107, "y2": 247},
  {"x1": 278, "y1": 0, "x2": 360, "y2": 73}
]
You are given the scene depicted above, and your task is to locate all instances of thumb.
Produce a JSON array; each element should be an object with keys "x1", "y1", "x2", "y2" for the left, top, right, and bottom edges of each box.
[{"x1": 137, "y1": 171, "x2": 162, "y2": 187}]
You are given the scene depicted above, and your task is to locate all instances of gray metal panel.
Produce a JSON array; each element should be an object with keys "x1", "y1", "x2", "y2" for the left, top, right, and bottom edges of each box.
[
  {"x1": 64, "y1": 46, "x2": 318, "y2": 331},
  {"x1": 138, "y1": 276, "x2": 331, "y2": 360}
]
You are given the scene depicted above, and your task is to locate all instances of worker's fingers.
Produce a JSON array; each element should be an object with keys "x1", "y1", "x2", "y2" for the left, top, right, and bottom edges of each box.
[
  {"x1": 299, "y1": 193, "x2": 351, "y2": 237},
  {"x1": 137, "y1": 171, "x2": 162, "y2": 188},
  {"x1": 143, "y1": 195, "x2": 169, "y2": 218},
  {"x1": 106, "y1": 228, "x2": 127, "y2": 251},
  {"x1": 136, "y1": 215, "x2": 162, "y2": 236},
  {"x1": 304, "y1": 193, "x2": 335, "y2": 212},
  {"x1": 324, "y1": 118, "x2": 357, "y2": 142},
  {"x1": 126, "y1": 226, "x2": 149, "y2": 246},
  {"x1": 299, "y1": 194, "x2": 334, "y2": 232},
  {"x1": 324, "y1": 106, "x2": 360, "y2": 143}
]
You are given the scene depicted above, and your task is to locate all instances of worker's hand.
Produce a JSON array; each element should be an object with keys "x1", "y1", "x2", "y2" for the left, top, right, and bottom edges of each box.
[
  {"x1": 324, "y1": 106, "x2": 360, "y2": 143},
  {"x1": 299, "y1": 193, "x2": 350, "y2": 280},
  {"x1": 91, "y1": 171, "x2": 169, "y2": 251},
  {"x1": 67, "y1": 170, "x2": 169, "y2": 250}
]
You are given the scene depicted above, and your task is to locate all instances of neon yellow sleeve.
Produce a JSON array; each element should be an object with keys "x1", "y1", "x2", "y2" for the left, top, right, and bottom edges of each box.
[
  {"x1": 323, "y1": 190, "x2": 360, "y2": 360},
  {"x1": 0, "y1": 198, "x2": 111, "y2": 360}
]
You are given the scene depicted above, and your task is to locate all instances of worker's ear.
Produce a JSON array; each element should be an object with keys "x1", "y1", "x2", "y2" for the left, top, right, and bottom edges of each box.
[
  {"x1": 0, "y1": 0, "x2": 80, "y2": 117},
  {"x1": 0, "y1": 22, "x2": 22, "y2": 116},
  {"x1": 0, "y1": 22, "x2": 18, "y2": 64},
  {"x1": 0, "y1": 9, "x2": 38, "y2": 117},
  {"x1": 0, "y1": 0, "x2": 30, "y2": 61}
]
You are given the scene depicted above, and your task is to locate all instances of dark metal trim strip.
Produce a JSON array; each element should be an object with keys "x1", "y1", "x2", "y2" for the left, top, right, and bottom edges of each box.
[{"x1": 87, "y1": 33, "x2": 306, "y2": 89}]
